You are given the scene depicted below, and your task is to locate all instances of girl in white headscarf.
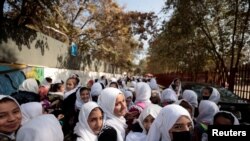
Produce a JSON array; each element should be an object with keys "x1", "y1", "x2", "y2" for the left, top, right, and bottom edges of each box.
[
  {"x1": 127, "y1": 82, "x2": 152, "y2": 132},
  {"x1": 62, "y1": 76, "x2": 81, "y2": 134},
  {"x1": 161, "y1": 88, "x2": 178, "y2": 107},
  {"x1": 20, "y1": 102, "x2": 44, "y2": 125},
  {"x1": 213, "y1": 111, "x2": 240, "y2": 125},
  {"x1": 196, "y1": 100, "x2": 219, "y2": 125},
  {"x1": 90, "y1": 82, "x2": 103, "y2": 102},
  {"x1": 124, "y1": 90, "x2": 134, "y2": 110},
  {"x1": 182, "y1": 90, "x2": 198, "y2": 118},
  {"x1": 11, "y1": 78, "x2": 40, "y2": 105},
  {"x1": 169, "y1": 78, "x2": 182, "y2": 97},
  {"x1": 16, "y1": 114, "x2": 64, "y2": 141},
  {"x1": 126, "y1": 104, "x2": 162, "y2": 141},
  {"x1": 201, "y1": 86, "x2": 220, "y2": 104},
  {"x1": 75, "y1": 87, "x2": 92, "y2": 110},
  {"x1": 19, "y1": 78, "x2": 39, "y2": 94},
  {"x1": 98, "y1": 87, "x2": 127, "y2": 141},
  {"x1": 74, "y1": 102, "x2": 105, "y2": 141},
  {"x1": 146, "y1": 104, "x2": 193, "y2": 141},
  {"x1": 193, "y1": 100, "x2": 219, "y2": 141},
  {"x1": 64, "y1": 76, "x2": 81, "y2": 99},
  {"x1": 0, "y1": 95, "x2": 22, "y2": 141},
  {"x1": 182, "y1": 90, "x2": 198, "y2": 108},
  {"x1": 149, "y1": 78, "x2": 159, "y2": 90}
]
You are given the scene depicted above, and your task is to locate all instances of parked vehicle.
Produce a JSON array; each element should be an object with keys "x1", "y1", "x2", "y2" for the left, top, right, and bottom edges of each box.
[{"x1": 182, "y1": 81, "x2": 250, "y2": 123}]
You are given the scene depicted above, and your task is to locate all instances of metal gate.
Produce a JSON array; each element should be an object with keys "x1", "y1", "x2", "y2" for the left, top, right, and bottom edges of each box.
[{"x1": 234, "y1": 64, "x2": 250, "y2": 100}]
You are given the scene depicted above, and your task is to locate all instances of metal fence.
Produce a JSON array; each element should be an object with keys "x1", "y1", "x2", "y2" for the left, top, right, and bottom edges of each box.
[
  {"x1": 234, "y1": 64, "x2": 250, "y2": 100},
  {"x1": 155, "y1": 66, "x2": 250, "y2": 100}
]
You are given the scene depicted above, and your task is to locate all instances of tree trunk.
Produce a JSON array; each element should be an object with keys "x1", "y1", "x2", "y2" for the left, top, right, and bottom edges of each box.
[
  {"x1": 228, "y1": 67, "x2": 236, "y2": 92},
  {"x1": 0, "y1": 0, "x2": 5, "y2": 20}
]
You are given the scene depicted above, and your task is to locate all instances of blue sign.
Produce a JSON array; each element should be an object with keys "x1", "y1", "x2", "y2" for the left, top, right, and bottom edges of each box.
[{"x1": 71, "y1": 42, "x2": 78, "y2": 56}]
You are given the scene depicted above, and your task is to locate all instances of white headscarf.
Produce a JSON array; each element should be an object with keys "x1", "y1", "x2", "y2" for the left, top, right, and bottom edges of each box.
[
  {"x1": 213, "y1": 111, "x2": 240, "y2": 125},
  {"x1": 0, "y1": 95, "x2": 21, "y2": 140},
  {"x1": 19, "y1": 78, "x2": 39, "y2": 94},
  {"x1": 124, "y1": 90, "x2": 133, "y2": 99},
  {"x1": 169, "y1": 78, "x2": 182, "y2": 96},
  {"x1": 90, "y1": 82, "x2": 103, "y2": 96},
  {"x1": 196, "y1": 100, "x2": 219, "y2": 125},
  {"x1": 64, "y1": 87, "x2": 78, "y2": 99},
  {"x1": 75, "y1": 87, "x2": 92, "y2": 110},
  {"x1": 137, "y1": 104, "x2": 162, "y2": 134},
  {"x1": 74, "y1": 102, "x2": 104, "y2": 141},
  {"x1": 16, "y1": 114, "x2": 64, "y2": 141},
  {"x1": 0, "y1": 95, "x2": 20, "y2": 105},
  {"x1": 124, "y1": 90, "x2": 134, "y2": 110},
  {"x1": 146, "y1": 104, "x2": 193, "y2": 141},
  {"x1": 182, "y1": 90, "x2": 198, "y2": 108},
  {"x1": 149, "y1": 78, "x2": 159, "y2": 90},
  {"x1": 161, "y1": 88, "x2": 178, "y2": 103},
  {"x1": 20, "y1": 102, "x2": 43, "y2": 125},
  {"x1": 126, "y1": 132, "x2": 147, "y2": 141},
  {"x1": 64, "y1": 77, "x2": 81, "y2": 99},
  {"x1": 208, "y1": 88, "x2": 220, "y2": 104},
  {"x1": 134, "y1": 82, "x2": 151, "y2": 104},
  {"x1": 98, "y1": 87, "x2": 127, "y2": 141}
]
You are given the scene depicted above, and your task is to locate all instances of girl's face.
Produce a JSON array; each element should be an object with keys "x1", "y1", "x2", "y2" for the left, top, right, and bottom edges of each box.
[
  {"x1": 87, "y1": 108, "x2": 103, "y2": 135},
  {"x1": 66, "y1": 79, "x2": 76, "y2": 91},
  {"x1": 214, "y1": 116, "x2": 232, "y2": 125},
  {"x1": 110, "y1": 83, "x2": 118, "y2": 88},
  {"x1": 58, "y1": 84, "x2": 65, "y2": 92},
  {"x1": 80, "y1": 90, "x2": 90, "y2": 103},
  {"x1": 169, "y1": 116, "x2": 193, "y2": 139},
  {"x1": 113, "y1": 94, "x2": 127, "y2": 117},
  {"x1": 202, "y1": 89, "x2": 211, "y2": 97},
  {"x1": 143, "y1": 115, "x2": 154, "y2": 133},
  {"x1": 0, "y1": 100, "x2": 22, "y2": 134},
  {"x1": 174, "y1": 79, "x2": 181, "y2": 86},
  {"x1": 126, "y1": 96, "x2": 132, "y2": 105}
]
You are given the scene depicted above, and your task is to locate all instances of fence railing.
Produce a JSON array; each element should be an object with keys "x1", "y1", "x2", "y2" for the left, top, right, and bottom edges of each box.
[{"x1": 155, "y1": 65, "x2": 250, "y2": 100}]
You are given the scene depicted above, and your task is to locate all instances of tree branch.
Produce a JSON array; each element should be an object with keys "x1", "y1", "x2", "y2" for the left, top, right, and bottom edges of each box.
[
  {"x1": 230, "y1": 0, "x2": 238, "y2": 70},
  {"x1": 235, "y1": 0, "x2": 250, "y2": 68}
]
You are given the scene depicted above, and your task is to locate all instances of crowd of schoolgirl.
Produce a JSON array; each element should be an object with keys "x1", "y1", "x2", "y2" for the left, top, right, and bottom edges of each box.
[{"x1": 0, "y1": 73, "x2": 240, "y2": 141}]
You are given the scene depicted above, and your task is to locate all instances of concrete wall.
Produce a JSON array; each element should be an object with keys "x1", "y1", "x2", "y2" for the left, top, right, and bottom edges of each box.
[
  {"x1": 0, "y1": 29, "x2": 120, "y2": 73},
  {"x1": 0, "y1": 31, "x2": 68, "y2": 68}
]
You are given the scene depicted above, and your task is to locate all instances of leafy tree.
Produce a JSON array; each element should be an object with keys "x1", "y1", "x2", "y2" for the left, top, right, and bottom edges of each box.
[
  {"x1": 1, "y1": 0, "x2": 157, "y2": 72},
  {"x1": 148, "y1": 0, "x2": 250, "y2": 91}
]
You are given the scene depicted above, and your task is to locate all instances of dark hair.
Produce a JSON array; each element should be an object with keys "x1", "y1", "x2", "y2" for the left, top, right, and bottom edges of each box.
[
  {"x1": 179, "y1": 100, "x2": 192, "y2": 111},
  {"x1": 173, "y1": 78, "x2": 180, "y2": 83},
  {"x1": 213, "y1": 112, "x2": 234, "y2": 125},
  {"x1": 51, "y1": 109, "x2": 64, "y2": 117},
  {"x1": 0, "y1": 97, "x2": 16, "y2": 104},
  {"x1": 92, "y1": 96, "x2": 98, "y2": 102},
  {"x1": 202, "y1": 86, "x2": 213, "y2": 94},
  {"x1": 49, "y1": 81, "x2": 64, "y2": 92},
  {"x1": 171, "y1": 84, "x2": 176, "y2": 90},
  {"x1": 35, "y1": 79, "x2": 41, "y2": 86},
  {"x1": 91, "y1": 107, "x2": 104, "y2": 116},
  {"x1": 45, "y1": 77, "x2": 53, "y2": 83},
  {"x1": 80, "y1": 87, "x2": 90, "y2": 93},
  {"x1": 109, "y1": 82, "x2": 118, "y2": 88},
  {"x1": 98, "y1": 125, "x2": 117, "y2": 141}
]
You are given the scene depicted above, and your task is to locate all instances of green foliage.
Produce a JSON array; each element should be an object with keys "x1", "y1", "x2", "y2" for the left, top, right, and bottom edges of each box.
[
  {"x1": 1, "y1": 0, "x2": 157, "y2": 72},
  {"x1": 147, "y1": 0, "x2": 250, "y2": 87}
]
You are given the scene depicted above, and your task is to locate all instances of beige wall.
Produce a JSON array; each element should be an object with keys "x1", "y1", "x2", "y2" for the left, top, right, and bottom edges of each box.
[
  {"x1": 0, "y1": 30, "x2": 121, "y2": 73},
  {"x1": 0, "y1": 32, "x2": 68, "y2": 68}
]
